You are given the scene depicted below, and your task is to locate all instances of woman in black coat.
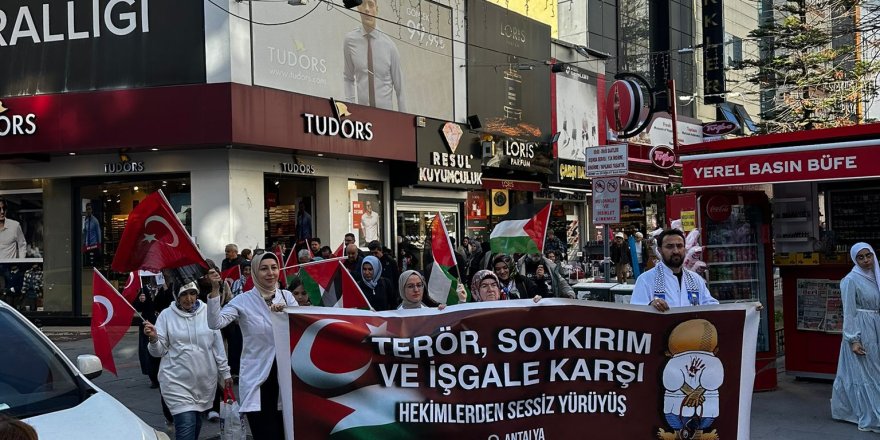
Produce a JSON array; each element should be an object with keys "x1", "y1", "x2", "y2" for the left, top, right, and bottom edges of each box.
[{"x1": 358, "y1": 256, "x2": 396, "y2": 310}]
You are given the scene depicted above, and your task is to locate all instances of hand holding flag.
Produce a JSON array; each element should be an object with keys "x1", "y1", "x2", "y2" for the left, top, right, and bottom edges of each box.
[{"x1": 427, "y1": 213, "x2": 465, "y2": 305}]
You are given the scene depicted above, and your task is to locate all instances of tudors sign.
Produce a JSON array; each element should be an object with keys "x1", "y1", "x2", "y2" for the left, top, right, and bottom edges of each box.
[
  {"x1": 303, "y1": 99, "x2": 374, "y2": 141},
  {"x1": 0, "y1": 101, "x2": 36, "y2": 136},
  {"x1": 277, "y1": 301, "x2": 759, "y2": 439},
  {"x1": 416, "y1": 118, "x2": 482, "y2": 189}
]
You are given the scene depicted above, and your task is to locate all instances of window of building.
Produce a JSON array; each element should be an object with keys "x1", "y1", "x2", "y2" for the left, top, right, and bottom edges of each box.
[
  {"x1": 265, "y1": 176, "x2": 316, "y2": 253},
  {"x1": 348, "y1": 180, "x2": 384, "y2": 248}
]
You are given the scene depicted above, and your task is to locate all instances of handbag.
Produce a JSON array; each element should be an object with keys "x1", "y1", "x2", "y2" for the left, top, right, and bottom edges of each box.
[{"x1": 220, "y1": 386, "x2": 248, "y2": 440}]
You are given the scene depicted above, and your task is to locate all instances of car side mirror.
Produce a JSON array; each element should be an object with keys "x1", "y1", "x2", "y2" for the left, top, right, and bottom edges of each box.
[{"x1": 77, "y1": 354, "x2": 103, "y2": 380}]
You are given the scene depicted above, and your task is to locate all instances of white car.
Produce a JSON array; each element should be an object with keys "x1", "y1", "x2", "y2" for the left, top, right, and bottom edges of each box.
[{"x1": 0, "y1": 300, "x2": 169, "y2": 439}]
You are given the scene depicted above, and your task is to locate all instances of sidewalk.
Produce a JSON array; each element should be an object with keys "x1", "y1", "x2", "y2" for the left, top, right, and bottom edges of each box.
[{"x1": 46, "y1": 327, "x2": 879, "y2": 439}]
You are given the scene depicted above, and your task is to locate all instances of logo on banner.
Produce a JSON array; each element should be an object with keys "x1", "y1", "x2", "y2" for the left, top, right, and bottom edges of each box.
[
  {"x1": 649, "y1": 145, "x2": 676, "y2": 170},
  {"x1": 303, "y1": 98, "x2": 374, "y2": 141},
  {"x1": 0, "y1": 101, "x2": 37, "y2": 137},
  {"x1": 705, "y1": 195, "x2": 732, "y2": 222}
]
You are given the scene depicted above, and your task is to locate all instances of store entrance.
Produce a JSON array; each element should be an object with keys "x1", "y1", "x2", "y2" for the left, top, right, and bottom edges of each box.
[
  {"x1": 75, "y1": 175, "x2": 191, "y2": 316},
  {"x1": 264, "y1": 176, "x2": 316, "y2": 256},
  {"x1": 395, "y1": 203, "x2": 459, "y2": 273}
]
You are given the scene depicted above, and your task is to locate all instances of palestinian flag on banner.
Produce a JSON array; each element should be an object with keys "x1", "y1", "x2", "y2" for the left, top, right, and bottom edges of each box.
[
  {"x1": 427, "y1": 213, "x2": 465, "y2": 305},
  {"x1": 489, "y1": 202, "x2": 552, "y2": 255},
  {"x1": 300, "y1": 259, "x2": 371, "y2": 309}
]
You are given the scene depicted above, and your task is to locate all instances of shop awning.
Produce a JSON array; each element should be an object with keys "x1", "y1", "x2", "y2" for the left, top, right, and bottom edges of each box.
[{"x1": 681, "y1": 139, "x2": 880, "y2": 188}]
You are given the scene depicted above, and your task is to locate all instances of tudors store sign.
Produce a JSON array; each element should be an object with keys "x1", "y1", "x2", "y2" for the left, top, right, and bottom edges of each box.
[
  {"x1": 0, "y1": 101, "x2": 36, "y2": 136},
  {"x1": 280, "y1": 162, "x2": 316, "y2": 174},
  {"x1": 416, "y1": 119, "x2": 482, "y2": 189},
  {"x1": 681, "y1": 143, "x2": 880, "y2": 188},
  {"x1": 303, "y1": 99, "x2": 374, "y2": 141}
]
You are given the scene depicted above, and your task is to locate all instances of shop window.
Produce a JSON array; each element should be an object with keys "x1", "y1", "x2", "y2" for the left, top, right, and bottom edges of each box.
[
  {"x1": 0, "y1": 188, "x2": 44, "y2": 312},
  {"x1": 79, "y1": 178, "x2": 190, "y2": 290},
  {"x1": 349, "y1": 180, "x2": 384, "y2": 248},
  {"x1": 265, "y1": 176, "x2": 316, "y2": 253},
  {"x1": 395, "y1": 203, "x2": 459, "y2": 273}
]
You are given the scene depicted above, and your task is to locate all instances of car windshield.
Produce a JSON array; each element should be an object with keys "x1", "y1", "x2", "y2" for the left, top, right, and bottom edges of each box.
[{"x1": 0, "y1": 308, "x2": 85, "y2": 418}]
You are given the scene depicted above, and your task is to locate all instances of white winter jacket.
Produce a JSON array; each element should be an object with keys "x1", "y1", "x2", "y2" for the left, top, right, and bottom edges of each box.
[{"x1": 148, "y1": 301, "x2": 231, "y2": 415}]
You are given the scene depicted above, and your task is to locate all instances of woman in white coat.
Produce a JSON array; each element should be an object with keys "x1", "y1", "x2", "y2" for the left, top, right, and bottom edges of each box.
[
  {"x1": 144, "y1": 281, "x2": 232, "y2": 440},
  {"x1": 207, "y1": 251, "x2": 295, "y2": 440}
]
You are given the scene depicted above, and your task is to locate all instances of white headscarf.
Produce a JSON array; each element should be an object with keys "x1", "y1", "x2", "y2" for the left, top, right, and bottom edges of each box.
[{"x1": 850, "y1": 242, "x2": 880, "y2": 292}]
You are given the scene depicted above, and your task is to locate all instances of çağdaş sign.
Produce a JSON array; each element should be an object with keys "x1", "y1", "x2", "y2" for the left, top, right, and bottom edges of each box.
[
  {"x1": 681, "y1": 144, "x2": 878, "y2": 187},
  {"x1": 586, "y1": 144, "x2": 628, "y2": 177}
]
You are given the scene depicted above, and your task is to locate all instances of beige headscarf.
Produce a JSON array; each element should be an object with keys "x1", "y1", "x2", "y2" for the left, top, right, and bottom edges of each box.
[
  {"x1": 252, "y1": 252, "x2": 279, "y2": 300},
  {"x1": 398, "y1": 270, "x2": 426, "y2": 309}
]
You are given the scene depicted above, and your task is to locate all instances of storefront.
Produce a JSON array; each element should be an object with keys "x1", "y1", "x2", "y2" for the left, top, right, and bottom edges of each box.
[
  {"x1": 679, "y1": 123, "x2": 880, "y2": 380},
  {"x1": 542, "y1": 159, "x2": 590, "y2": 262},
  {"x1": 0, "y1": 85, "x2": 411, "y2": 321},
  {"x1": 391, "y1": 118, "x2": 481, "y2": 271}
]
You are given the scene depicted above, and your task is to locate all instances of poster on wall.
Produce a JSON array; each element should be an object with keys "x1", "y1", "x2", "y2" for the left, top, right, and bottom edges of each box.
[
  {"x1": 251, "y1": 0, "x2": 454, "y2": 120},
  {"x1": 554, "y1": 65, "x2": 600, "y2": 161},
  {"x1": 351, "y1": 192, "x2": 383, "y2": 247},
  {"x1": 0, "y1": 190, "x2": 43, "y2": 263}
]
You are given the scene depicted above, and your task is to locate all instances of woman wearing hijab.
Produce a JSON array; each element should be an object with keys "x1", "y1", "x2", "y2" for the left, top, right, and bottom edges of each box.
[
  {"x1": 831, "y1": 242, "x2": 880, "y2": 433},
  {"x1": 492, "y1": 254, "x2": 537, "y2": 299},
  {"x1": 469, "y1": 269, "x2": 542, "y2": 303},
  {"x1": 207, "y1": 252, "x2": 296, "y2": 440},
  {"x1": 398, "y1": 270, "x2": 430, "y2": 309},
  {"x1": 144, "y1": 281, "x2": 232, "y2": 440},
  {"x1": 359, "y1": 255, "x2": 394, "y2": 311}
]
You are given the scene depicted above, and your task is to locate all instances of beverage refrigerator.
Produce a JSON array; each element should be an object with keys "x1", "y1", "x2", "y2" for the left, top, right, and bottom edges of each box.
[{"x1": 667, "y1": 192, "x2": 777, "y2": 391}]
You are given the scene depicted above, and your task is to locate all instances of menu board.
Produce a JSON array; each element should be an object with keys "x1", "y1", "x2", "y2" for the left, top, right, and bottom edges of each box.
[{"x1": 796, "y1": 278, "x2": 842, "y2": 333}]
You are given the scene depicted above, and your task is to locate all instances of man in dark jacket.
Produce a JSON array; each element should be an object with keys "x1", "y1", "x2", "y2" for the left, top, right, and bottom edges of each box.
[
  {"x1": 610, "y1": 232, "x2": 632, "y2": 283},
  {"x1": 367, "y1": 240, "x2": 399, "y2": 287}
]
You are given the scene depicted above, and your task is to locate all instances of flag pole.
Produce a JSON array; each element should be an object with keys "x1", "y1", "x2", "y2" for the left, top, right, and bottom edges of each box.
[
  {"x1": 279, "y1": 256, "x2": 347, "y2": 273},
  {"x1": 93, "y1": 268, "x2": 147, "y2": 324},
  {"x1": 437, "y1": 212, "x2": 467, "y2": 303}
]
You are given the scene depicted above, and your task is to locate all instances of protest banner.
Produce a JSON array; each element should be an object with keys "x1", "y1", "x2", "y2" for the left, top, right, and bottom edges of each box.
[{"x1": 273, "y1": 299, "x2": 759, "y2": 440}]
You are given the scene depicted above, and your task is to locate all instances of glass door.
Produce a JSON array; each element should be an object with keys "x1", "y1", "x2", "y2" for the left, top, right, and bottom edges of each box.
[{"x1": 395, "y1": 203, "x2": 459, "y2": 273}]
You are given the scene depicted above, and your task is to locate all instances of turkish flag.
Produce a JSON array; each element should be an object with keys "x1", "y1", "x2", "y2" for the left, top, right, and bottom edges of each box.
[
  {"x1": 91, "y1": 269, "x2": 136, "y2": 376},
  {"x1": 121, "y1": 272, "x2": 142, "y2": 302},
  {"x1": 220, "y1": 265, "x2": 240, "y2": 286},
  {"x1": 111, "y1": 190, "x2": 207, "y2": 273}
]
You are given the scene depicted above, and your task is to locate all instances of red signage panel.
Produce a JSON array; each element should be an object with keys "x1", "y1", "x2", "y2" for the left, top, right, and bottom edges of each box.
[{"x1": 682, "y1": 145, "x2": 880, "y2": 187}]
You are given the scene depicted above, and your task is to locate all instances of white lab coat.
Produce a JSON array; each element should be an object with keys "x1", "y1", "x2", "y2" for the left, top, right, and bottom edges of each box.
[{"x1": 207, "y1": 288, "x2": 296, "y2": 413}]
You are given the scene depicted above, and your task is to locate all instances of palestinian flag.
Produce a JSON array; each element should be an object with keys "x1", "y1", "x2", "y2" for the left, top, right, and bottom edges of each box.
[
  {"x1": 427, "y1": 213, "x2": 464, "y2": 305},
  {"x1": 489, "y1": 202, "x2": 552, "y2": 255},
  {"x1": 333, "y1": 243, "x2": 345, "y2": 258},
  {"x1": 300, "y1": 260, "x2": 372, "y2": 309}
]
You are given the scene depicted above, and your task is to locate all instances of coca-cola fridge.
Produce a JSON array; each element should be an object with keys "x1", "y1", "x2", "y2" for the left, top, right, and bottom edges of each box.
[{"x1": 667, "y1": 192, "x2": 777, "y2": 391}]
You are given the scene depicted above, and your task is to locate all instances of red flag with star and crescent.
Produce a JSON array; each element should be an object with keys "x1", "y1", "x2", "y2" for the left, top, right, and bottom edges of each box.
[
  {"x1": 110, "y1": 190, "x2": 207, "y2": 273},
  {"x1": 91, "y1": 269, "x2": 137, "y2": 375}
]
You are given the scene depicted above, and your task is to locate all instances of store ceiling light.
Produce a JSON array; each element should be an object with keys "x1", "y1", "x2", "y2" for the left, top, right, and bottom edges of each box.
[
  {"x1": 317, "y1": 153, "x2": 324, "y2": 157},
  {"x1": 133, "y1": 186, "x2": 139, "y2": 191},
  {"x1": 151, "y1": 148, "x2": 159, "y2": 151},
  {"x1": 68, "y1": 152, "x2": 76, "y2": 156},
  {"x1": 102, "y1": 189, "x2": 108, "y2": 193}
]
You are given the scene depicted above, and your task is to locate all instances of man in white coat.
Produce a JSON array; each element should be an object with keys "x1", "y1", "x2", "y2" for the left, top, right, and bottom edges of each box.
[{"x1": 631, "y1": 229, "x2": 718, "y2": 311}]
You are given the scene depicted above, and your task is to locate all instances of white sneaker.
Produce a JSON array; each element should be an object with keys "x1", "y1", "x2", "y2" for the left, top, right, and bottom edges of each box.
[{"x1": 208, "y1": 411, "x2": 220, "y2": 422}]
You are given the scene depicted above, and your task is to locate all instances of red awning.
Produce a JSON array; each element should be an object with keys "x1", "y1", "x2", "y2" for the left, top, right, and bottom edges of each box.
[{"x1": 681, "y1": 139, "x2": 880, "y2": 188}]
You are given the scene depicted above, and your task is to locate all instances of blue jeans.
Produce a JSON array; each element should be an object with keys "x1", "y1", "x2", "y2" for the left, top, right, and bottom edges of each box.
[{"x1": 172, "y1": 411, "x2": 202, "y2": 440}]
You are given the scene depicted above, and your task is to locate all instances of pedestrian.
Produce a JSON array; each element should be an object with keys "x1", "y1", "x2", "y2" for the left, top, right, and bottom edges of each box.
[
  {"x1": 289, "y1": 276, "x2": 310, "y2": 306},
  {"x1": 358, "y1": 256, "x2": 394, "y2": 310},
  {"x1": 630, "y1": 229, "x2": 718, "y2": 311},
  {"x1": 133, "y1": 288, "x2": 160, "y2": 388},
  {"x1": 610, "y1": 232, "x2": 632, "y2": 284},
  {"x1": 398, "y1": 270, "x2": 429, "y2": 309},
  {"x1": 144, "y1": 281, "x2": 232, "y2": 440},
  {"x1": 634, "y1": 232, "x2": 649, "y2": 273},
  {"x1": 0, "y1": 414, "x2": 37, "y2": 440},
  {"x1": 515, "y1": 252, "x2": 574, "y2": 298},
  {"x1": 230, "y1": 263, "x2": 252, "y2": 298},
  {"x1": 240, "y1": 248, "x2": 252, "y2": 263},
  {"x1": 831, "y1": 242, "x2": 880, "y2": 433},
  {"x1": 492, "y1": 254, "x2": 537, "y2": 299},
  {"x1": 367, "y1": 240, "x2": 399, "y2": 287},
  {"x1": 221, "y1": 244, "x2": 245, "y2": 271},
  {"x1": 469, "y1": 270, "x2": 541, "y2": 303},
  {"x1": 343, "y1": 244, "x2": 363, "y2": 279},
  {"x1": 207, "y1": 252, "x2": 296, "y2": 440}
]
